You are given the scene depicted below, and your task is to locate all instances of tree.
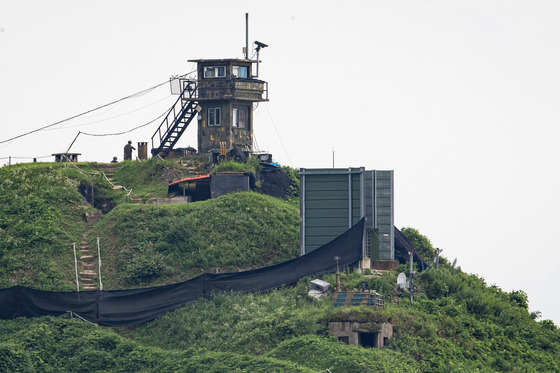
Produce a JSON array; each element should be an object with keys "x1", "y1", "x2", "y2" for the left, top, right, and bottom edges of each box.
[{"x1": 400, "y1": 227, "x2": 435, "y2": 262}]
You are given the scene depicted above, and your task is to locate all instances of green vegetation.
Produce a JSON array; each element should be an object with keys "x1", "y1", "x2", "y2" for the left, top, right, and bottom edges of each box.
[
  {"x1": 121, "y1": 265, "x2": 560, "y2": 372},
  {"x1": 110, "y1": 157, "x2": 201, "y2": 201},
  {"x1": 280, "y1": 165, "x2": 300, "y2": 203},
  {"x1": 211, "y1": 155, "x2": 261, "y2": 175},
  {"x1": 0, "y1": 159, "x2": 299, "y2": 290},
  {"x1": 0, "y1": 163, "x2": 114, "y2": 290},
  {"x1": 1, "y1": 160, "x2": 559, "y2": 372},
  {"x1": 400, "y1": 227, "x2": 436, "y2": 262},
  {"x1": 0, "y1": 316, "x2": 313, "y2": 372},
  {"x1": 89, "y1": 192, "x2": 299, "y2": 288}
]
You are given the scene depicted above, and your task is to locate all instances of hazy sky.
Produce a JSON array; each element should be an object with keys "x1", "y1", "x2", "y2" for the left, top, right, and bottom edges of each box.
[{"x1": 1, "y1": 1, "x2": 559, "y2": 325}]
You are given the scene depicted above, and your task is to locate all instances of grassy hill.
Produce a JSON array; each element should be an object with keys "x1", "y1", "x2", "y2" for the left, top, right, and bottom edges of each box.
[
  {"x1": 89, "y1": 192, "x2": 299, "y2": 289},
  {"x1": 0, "y1": 162, "x2": 99, "y2": 290},
  {"x1": 1, "y1": 159, "x2": 559, "y2": 372},
  {"x1": 0, "y1": 159, "x2": 299, "y2": 290}
]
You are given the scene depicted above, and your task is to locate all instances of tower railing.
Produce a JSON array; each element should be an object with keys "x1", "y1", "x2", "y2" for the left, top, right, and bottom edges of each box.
[{"x1": 151, "y1": 81, "x2": 198, "y2": 156}]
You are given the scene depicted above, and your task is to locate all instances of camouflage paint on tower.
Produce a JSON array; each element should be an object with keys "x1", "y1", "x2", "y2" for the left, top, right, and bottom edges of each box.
[{"x1": 189, "y1": 59, "x2": 268, "y2": 154}]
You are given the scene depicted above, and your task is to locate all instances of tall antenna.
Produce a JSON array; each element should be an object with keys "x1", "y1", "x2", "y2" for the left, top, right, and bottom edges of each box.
[{"x1": 245, "y1": 13, "x2": 249, "y2": 59}]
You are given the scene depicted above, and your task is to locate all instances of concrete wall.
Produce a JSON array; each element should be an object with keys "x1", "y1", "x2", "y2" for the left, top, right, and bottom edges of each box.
[
  {"x1": 210, "y1": 173, "x2": 250, "y2": 199},
  {"x1": 328, "y1": 321, "x2": 393, "y2": 348}
]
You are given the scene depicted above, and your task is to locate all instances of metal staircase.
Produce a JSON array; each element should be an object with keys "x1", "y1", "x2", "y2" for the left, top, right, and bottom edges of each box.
[{"x1": 151, "y1": 81, "x2": 200, "y2": 157}]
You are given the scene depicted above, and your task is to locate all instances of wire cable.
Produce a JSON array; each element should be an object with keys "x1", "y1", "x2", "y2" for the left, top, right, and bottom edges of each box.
[
  {"x1": 44, "y1": 95, "x2": 172, "y2": 131},
  {"x1": 62, "y1": 108, "x2": 168, "y2": 157},
  {"x1": 4, "y1": 155, "x2": 51, "y2": 159},
  {"x1": 253, "y1": 132, "x2": 261, "y2": 153},
  {"x1": 0, "y1": 76, "x2": 189, "y2": 145},
  {"x1": 79, "y1": 109, "x2": 168, "y2": 137},
  {"x1": 60, "y1": 154, "x2": 133, "y2": 197},
  {"x1": 263, "y1": 102, "x2": 292, "y2": 166}
]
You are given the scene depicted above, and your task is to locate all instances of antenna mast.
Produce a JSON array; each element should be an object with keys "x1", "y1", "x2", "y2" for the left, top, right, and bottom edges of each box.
[{"x1": 245, "y1": 13, "x2": 249, "y2": 59}]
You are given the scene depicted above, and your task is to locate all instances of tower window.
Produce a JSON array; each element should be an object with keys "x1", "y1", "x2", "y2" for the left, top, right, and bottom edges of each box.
[
  {"x1": 233, "y1": 66, "x2": 249, "y2": 78},
  {"x1": 208, "y1": 107, "x2": 221, "y2": 126},
  {"x1": 233, "y1": 107, "x2": 248, "y2": 128},
  {"x1": 204, "y1": 66, "x2": 226, "y2": 78}
]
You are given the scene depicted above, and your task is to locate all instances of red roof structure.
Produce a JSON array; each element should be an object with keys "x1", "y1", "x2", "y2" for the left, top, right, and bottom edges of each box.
[{"x1": 168, "y1": 174, "x2": 210, "y2": 186}]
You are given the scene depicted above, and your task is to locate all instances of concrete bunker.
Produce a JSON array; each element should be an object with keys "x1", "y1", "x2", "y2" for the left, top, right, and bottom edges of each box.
[{"x1": 329, "y1": 321, "x2": 393, "y2": 348}]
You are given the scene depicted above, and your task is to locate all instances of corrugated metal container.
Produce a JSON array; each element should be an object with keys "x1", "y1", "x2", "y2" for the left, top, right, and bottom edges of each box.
[{"x1": 299, "y1": 168, "x2": 394, "y2": 260}]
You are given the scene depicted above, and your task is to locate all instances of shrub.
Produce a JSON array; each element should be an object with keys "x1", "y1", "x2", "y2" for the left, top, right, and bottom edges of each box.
[{"x1": 126, "y1": 256, "x2": 164, "y2": 284}]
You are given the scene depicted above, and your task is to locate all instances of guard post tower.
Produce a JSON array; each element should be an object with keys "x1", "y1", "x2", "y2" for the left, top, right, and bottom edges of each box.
[
  {"x1": 191, "y1": 57, "x2": 268, "y2": 159},
  {"x1": 151, "y1": 44, "x2": 268, "y2": 160}
]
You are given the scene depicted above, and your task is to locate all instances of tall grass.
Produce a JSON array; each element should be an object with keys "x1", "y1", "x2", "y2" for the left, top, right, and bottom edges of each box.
[
  {"x1": 88, "y1": 192, "x2": 300, "y2": 288},
  {"x1": 0, "y1": 163, "x2": 102, "y2": 290}
]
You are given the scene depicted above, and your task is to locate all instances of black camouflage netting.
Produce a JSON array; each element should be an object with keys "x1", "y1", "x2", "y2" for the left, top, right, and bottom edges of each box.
[{"x1": 0, "y1": 219, "x2": 365, "y2": 327}]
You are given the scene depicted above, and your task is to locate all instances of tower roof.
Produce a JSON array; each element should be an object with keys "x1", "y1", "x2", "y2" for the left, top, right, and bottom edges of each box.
[{"x1": 187, "y1": 58, "x2": 257, "y2": 64}]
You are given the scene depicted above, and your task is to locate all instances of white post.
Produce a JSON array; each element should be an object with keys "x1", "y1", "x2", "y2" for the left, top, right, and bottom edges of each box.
[
  {"x1": 409, "y1": 251, "x2": 414, "y2": 306},
  {"x1": 97, "y1": 237, "x2": 103, "y2": 291},
  {"x1": 73, "y1": 243, "x2": 80, "y2": 292}
]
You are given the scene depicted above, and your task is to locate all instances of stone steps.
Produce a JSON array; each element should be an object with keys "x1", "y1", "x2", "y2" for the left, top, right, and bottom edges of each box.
[
  {"x1": 79, "y1": 271, "x2": 97, "y2": 278},
  {"x1": 77, "y1": 226, "x2": 99, "y2": 291}
]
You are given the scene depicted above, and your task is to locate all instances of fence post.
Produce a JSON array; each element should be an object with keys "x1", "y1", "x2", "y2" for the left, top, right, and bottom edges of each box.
[
  {"x1": 73, "y1": 243, "x2": 80, "y2": 292},
  {"x1": 97, "y1": 237, "x2": 103, "y2": 290},
  {"x1": 409, "y1": 251, "x2": 414, "y2": 306}
]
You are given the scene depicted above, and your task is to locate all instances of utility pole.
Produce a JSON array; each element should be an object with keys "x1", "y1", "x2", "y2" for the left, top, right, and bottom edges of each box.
[
  {"x1": 409, "y1": 251, "x2": 414, "y2": 306},
  {"x1": 332, "y1": 147, "x2": 335, "y2": 168},
  {"x1": 334, "y1": 255, "x2": 341, "y2": 291}
]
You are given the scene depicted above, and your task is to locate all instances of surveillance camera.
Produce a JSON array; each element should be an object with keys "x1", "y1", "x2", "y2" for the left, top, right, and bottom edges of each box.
[{"x1": 254, "y1": 41, "x2": 268, "y2": 49}]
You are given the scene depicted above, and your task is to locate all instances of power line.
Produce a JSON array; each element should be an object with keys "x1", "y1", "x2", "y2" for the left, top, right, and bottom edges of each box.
[
  {"x1": 0, "y1": 76, "x2": 186, "y2": 145},
  {"x1": 44, "y1": 95, "x2": 173, "y2": 131},
  {"x1": 80, "y1": 109, "x2": 168, "y2": 137},
  {"x1": 263, "y1": 102, "x2": 292, "y2": 166},
  {"x1": 1, "y1": 155, "x2": 51, "y2": 160},
  {"x1": 63, "y1": 109, "x2": 169, "y2": 155}
]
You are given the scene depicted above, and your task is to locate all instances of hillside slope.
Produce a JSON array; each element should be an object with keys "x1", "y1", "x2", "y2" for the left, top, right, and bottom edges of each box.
[
  {"x1": 0, "y1": 159, "x2": 299, "y2": 290},
  {"x1": 1, "y1": 160, "x2": 559, "y2": 372},
  {"x1": 0, "y1": 163, "x2": 102, "y2": 290},
  {"x1": 88, "y1": 191, "x2": 299, "y2": 289}
]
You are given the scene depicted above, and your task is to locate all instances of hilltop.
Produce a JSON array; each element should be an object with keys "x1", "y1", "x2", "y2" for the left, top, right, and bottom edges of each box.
[
  {"x1": 0, "y1": 158, "x2": 299, "y2": 291},
  {"x1": 0, "y1": 158, "x2": 559, "y2": 372}
]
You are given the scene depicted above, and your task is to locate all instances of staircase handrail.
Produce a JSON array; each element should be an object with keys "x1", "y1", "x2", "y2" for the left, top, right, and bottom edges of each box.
[{"x1": 151, "y1": 80, "x2": 198, "y2": 152}]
